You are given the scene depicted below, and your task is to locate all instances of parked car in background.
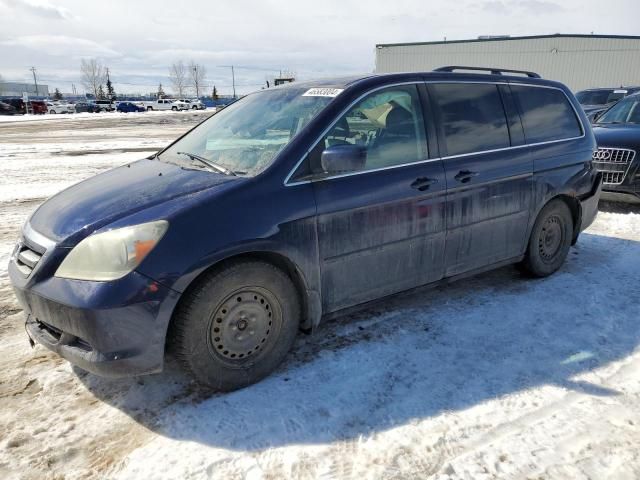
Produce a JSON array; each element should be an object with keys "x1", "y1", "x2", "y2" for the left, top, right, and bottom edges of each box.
[
  {"x1": 94, "y1": 100, "x2": 115, "y2": 112},
  {"x1": 0, "y1": 101, "x2": 17, "y2": 115},
  {"x1": 116, "y1": 101, "x2": 145, "y2": 113},
  {"x1": 576, "y1": 87, "x2": 640, "y2": 122},
  {"x1": 30, "y1": 100, "x2": 47, "y2": 114},
  {"x1": 74, "y1": 102, "x2": 101, "y2": 113},
  {"x1": 6, "y1": 98, "x2": 26, "y2": 114},
  {"x1": 171, "y1": 100, "x2": 190, "y2": 111},
  {"x1": 591, "y1": 92, "x2": 640, "y2": 204},
  {"x1": 9, "y1": 67, "x2": 602, "y2": 391},
  {"x1": 179, "y1": 98, "x2": 206, "y2": 110},
  {"x1": 46, "y1": 102, "x2": 75, "y2": 114},
  {"x1": 142, "y1": 99, "x2": 176, "y2": 111}
]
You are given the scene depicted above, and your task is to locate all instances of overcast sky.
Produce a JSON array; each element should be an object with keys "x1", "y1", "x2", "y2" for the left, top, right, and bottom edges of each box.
[{"x1": 0, "y1": 0, "x2": 638, "y2": 97}]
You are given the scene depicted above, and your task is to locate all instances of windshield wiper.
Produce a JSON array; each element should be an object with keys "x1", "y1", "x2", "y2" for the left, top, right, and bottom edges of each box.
[{"x1": 176, "y1": 151, "x2": 237, "y2": 176}]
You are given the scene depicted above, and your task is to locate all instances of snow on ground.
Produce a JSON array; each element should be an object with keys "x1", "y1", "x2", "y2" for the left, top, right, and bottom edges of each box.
[{"x1": 0, "y1": 113, "x2": 639, "y2": 479}]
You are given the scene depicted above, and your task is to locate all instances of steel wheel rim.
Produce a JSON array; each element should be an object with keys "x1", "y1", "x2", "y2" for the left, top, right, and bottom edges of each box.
[
  {"x1": 209, "y1": 288, "x2": 277, "y2": 362},
  {"x1": 538, "y1": 215, "x2": 564, "y2": 262}
]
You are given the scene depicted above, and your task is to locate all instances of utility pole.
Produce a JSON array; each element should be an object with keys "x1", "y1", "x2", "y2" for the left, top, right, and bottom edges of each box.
[
  {"x1": 30, "y1": 67, "x2": 39, "y2": 96},
  {"x1": 231, "y1": 65, "x2": 236, "y2": 99},
  {"x1": 193, "y1": 65, "x2": 199, "y2": 97}
]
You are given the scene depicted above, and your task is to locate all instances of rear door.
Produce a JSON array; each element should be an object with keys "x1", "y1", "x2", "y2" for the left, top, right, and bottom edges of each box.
[
  {"x1": 290, "y1": 83, "x2": 447, "y2": 313},
  {"x1": 428, "y1": 82, "x2": 532, "y2": 276}
]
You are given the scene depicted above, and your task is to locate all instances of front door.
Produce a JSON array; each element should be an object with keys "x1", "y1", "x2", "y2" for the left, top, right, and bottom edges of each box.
[{"x1": 303, "y1": 84, "x2": 448, "y2": 312}]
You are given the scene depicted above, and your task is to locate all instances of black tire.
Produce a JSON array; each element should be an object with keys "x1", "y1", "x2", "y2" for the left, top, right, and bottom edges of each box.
[
  {"x1": 171, "y1": 261, "x2": 300, "y2": 391},
  {"x1": 520, "y1": 199, "x2": 573, "y2": 277},
  {"x1": 49, "y1": 110, "x2": 56, "y2": 114},
  {"x1": 172, "y1": 106, "x2": 178, "y2": 111},
  {"x1": 147, "y1": 106, "x2": 153, "y2": 111}
]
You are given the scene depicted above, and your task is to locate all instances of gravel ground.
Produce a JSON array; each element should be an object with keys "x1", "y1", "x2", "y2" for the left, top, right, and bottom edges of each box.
[{"x1": 0, "y1": 112, "x2": 638, "y2": 480}]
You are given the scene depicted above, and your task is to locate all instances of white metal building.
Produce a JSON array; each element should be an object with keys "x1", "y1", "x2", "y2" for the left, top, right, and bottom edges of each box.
[
  {"x1": 0, "y1": 82, "x2": 49, "y2": 97},
  {"x1": 375, "y1": 34, "x2": 640, "y2": 92}
]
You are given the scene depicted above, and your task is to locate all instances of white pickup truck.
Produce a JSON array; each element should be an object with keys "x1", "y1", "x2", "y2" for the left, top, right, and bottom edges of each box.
[{"x1": 142, "y1": 99, "x2": 188, "y2": 111}]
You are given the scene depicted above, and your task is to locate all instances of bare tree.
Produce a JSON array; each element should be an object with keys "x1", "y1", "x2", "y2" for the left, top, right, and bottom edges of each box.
[
  {"x1": 80, "y1": 59, "x2": 105, "y2": 98},
  {"x1": 169, "y1": 61, "x2": 187, "y2": 98},
  {"x1": 188, "y1": 61, "x2": 207, "y2": 98}
]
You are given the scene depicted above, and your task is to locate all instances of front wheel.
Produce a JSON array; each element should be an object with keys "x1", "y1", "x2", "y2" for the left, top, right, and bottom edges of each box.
[
  {"x1": 171, "y1": 261, "x2": 301, "y2": 391},
  {"x1": 49, "y1": 110, "x2": 56, "y2": 114},
  {"x1": 520, "y1": 199, "x2": 573, "y2": 277}
]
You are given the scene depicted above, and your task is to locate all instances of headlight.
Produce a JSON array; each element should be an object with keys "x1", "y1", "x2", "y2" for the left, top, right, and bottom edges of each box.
[{"x1": 55, "y1": 220, "x2": 168, "y2": 281}]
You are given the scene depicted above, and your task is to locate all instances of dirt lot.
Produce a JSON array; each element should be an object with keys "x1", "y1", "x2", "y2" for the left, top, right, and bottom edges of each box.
[{"x1": 1, "y1": 112, "x2": 639, "y2": 480}]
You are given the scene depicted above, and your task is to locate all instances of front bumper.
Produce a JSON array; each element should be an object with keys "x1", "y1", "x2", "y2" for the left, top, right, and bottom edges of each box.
[{"x1": 10, "y1": 257, "x2": 181, "y2": 378}]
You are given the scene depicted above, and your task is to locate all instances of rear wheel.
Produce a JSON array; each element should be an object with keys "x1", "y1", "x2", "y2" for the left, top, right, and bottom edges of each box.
[
  {"x1": 49, "y1": 110, "x2": 56, "y2": 114},
  {"x1": 171, "y1": 261, "x2": 300, "y2": 391},
  {"x1": 147, "y1": 106, "x2": 153, "y2": 111},
  {"x1": 172, "y1": 106, "x2": 178, "y2": 111},
  {"x1": 520, "y1": 199, "x2": 573, "y2": 277}
]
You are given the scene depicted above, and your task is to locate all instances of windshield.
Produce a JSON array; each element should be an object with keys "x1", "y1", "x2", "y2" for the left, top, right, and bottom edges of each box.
[
  {"x1": 158, "y1": 87, "x2": 336, "y2": 176},
  {"x1": 596, "y1": 95, "x2": 640, "y2": 124},
  {"x1": 576, "y1": 89, "x2": 626, "y2": 106}
]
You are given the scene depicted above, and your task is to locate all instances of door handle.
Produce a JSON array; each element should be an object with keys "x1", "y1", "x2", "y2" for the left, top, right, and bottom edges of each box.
[
  {"x1": 454, "y1": 170, "x2": 479, "y2": 183},
  {"x1": 410, "y1": 177, "x2": 438, "y2": 191}
]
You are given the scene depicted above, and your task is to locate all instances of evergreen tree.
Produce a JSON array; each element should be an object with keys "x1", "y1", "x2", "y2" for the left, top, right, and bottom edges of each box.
[
  {"x1": 53, "y1": 88, "x2": 63, "y2": 101},
  {"x1": 97, "y1": 84, "x2": 105, "y2": 99},
  {"x1": 157, "y1": 83, "x2": 165, "y2": 98},
  {"x1": 212, "y1": 85, "x2": 218, "y2": 100},
  {"x1": 106, "y1": 77, "x2": 115, "y2": 99}
]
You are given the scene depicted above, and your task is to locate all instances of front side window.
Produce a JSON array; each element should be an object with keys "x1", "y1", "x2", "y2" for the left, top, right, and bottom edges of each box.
[
  {"x1": 511, "y1": 85, "x2": 582, "y2": 143},
  {"x1": 431, "y1": 83, "x2": 511, "y2": 156},
  {"x1": 297, "y1": 84, "x2": 427, "y2": 178},
  {"x1": 159, "y1": 87, "x2": 335, "y2": 176},
  {"x1": 596, "y1": 95, "x2": 640, "y2": 124}
]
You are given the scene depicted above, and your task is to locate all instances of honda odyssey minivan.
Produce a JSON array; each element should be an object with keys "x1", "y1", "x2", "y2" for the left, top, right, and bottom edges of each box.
[{"x1": 9, "y1": 67, "x2": 602, "y2": 391}]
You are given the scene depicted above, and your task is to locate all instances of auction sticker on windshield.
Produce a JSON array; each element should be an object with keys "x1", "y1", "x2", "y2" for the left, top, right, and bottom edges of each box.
[{"x1": 302, "y1": 88, "x2": 344, "y2": 97}]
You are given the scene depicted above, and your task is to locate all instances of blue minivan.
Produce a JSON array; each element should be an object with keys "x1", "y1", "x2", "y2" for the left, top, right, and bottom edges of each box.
[{"x1": 9, "y1": 67, "x2": 602, "y2": 390}]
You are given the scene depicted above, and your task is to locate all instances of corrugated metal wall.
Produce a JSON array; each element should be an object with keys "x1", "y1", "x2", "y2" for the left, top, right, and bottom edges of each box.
[{"x1": 375, "y1": 36, "x2": 640, "y2": 91}]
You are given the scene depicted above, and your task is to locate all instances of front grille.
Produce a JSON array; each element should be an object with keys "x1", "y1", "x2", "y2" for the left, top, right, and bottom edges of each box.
[
  {"x1": 14, "y1": 244, "x2": 43, "y2": 276},
  {"x1": 592, "y1": 147, "x2": 636, "y2": 185}
]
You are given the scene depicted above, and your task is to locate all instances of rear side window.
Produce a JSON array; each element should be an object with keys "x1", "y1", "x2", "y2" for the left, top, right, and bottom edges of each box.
[
  {"x1": 511, "y1": 86, "x2": 582, "y2": 143},
  {"x1": 431, "y1": 83, "x2": 510, "y2": 156}
]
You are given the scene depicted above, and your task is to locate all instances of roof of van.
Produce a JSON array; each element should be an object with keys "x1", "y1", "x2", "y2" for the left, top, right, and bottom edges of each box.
[{"x1": 274, "y1": 70, "x2": 556, "y2": 91}]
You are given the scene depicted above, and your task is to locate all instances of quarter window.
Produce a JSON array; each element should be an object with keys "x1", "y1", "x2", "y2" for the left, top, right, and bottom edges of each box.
[
  {"x1": 301, "y1": 84, "x2": 428, "y2": 177},
  {"x1": 511, "y1": 85, "x2": 582, "y2": 143},
  {"x1": 431, "y1": 83, "x2": 511, "y2": 157}
]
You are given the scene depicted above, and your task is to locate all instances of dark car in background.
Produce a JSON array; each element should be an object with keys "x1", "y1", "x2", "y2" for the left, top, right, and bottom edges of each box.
[
  {"x1": 74, "y1": 102, "x2": 101, "y2": 113},
  {"x1": 591, "y1": 92, "x2": 640, "y2": 204},
  {"x1": 6, "y1": 98, "x2": 27, "y2": 114},
  {"x1": 576, "y1": 87, "x2": 640, "y2": 122},
  {"x1": 116, "y1": 101, "x2": 145, "y2": 113},
  {"x1": 9, "y1": 67, "x2": 601, "y2": 391},
  {"x1": 0, "y1": 101, "x2": 17, "y2": 115}
]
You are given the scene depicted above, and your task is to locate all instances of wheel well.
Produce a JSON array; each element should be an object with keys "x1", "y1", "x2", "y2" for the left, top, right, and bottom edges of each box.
[
  {"x1": 166, "y1": 252, "x2": 310, "y2": 352},
  {"x1": 552, "y1": 194, "x2": 581, "y2": 242}
]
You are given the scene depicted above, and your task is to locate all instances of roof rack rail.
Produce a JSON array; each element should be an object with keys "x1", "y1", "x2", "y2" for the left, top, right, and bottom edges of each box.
[{"x1": 434, "y1": 66, "x2": 541, "y2": 78}]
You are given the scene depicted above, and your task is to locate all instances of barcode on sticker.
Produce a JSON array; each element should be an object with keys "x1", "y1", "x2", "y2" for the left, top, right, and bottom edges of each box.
[{"x1": 302, "y1": 88, "x2": 344, "y2": 97}]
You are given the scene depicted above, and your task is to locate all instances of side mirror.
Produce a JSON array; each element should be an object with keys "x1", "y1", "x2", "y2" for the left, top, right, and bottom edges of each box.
[{"x1": 320, "y1": 144, "x2": 367, "y2": 174}]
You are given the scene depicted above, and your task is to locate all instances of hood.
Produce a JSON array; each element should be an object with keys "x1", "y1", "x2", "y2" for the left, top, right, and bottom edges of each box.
[
  {"x1": 29, "y1": 158, "x2": 236, "y2": 244},
  {"x1": 592, "y1": 124, "x2": 640, "y2": 150}
]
